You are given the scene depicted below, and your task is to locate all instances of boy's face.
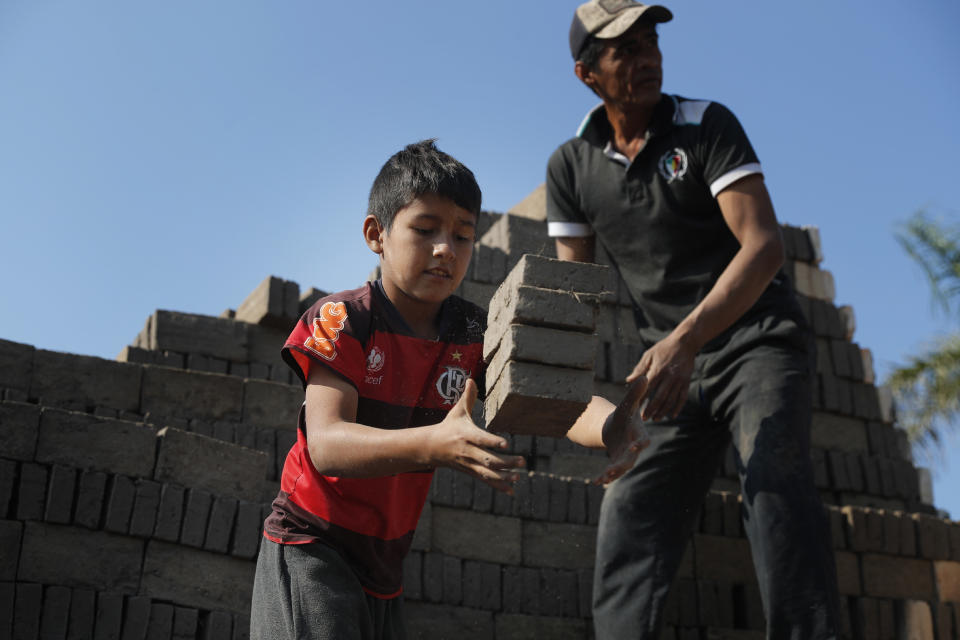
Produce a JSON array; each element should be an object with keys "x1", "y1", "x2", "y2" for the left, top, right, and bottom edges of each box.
[{"x1": 366, "y1": 193, "x2": 476, "y2": 314}]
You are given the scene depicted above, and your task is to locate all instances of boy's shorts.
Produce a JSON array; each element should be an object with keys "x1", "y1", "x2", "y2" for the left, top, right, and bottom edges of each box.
[{"x1": 250, "y1": 538, "x2": 407, "y2": 640}]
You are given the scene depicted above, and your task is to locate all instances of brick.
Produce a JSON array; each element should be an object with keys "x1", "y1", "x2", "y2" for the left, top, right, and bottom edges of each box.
[
  {"x1": 94, "y1": 592, "x2": 124, "y2": 640},
  {"x1": 502, "y1": 566, "x2": 539, "y2": 615},
  {"x1": 722, "y1": 492, "x2": 742, "y2": 537},
  {"x1": 422, "y1": 552, "x2": 443, "y2": 603},
  {"x1": 829, "y1": 339, "x2": 852, "y2": 378},
  {"x1": 65, "y1": 588, "x2": 95, "y2": 640},
  {"x1": 461, "y1": 560, "x2": 500, "y2": 610},
  {"x1": 30, "y1": 350, "x2": 142, "y2": 413},
  {"x1": 0, "y1": 582, "x2": 13, "y2": 638},
  {"x1": 587, "y1": 483, "x2": 604, "y2": 525},
  {"x1": 180, "y1": 488, "x2": 213, "y2": 548},
  {"x1": 861, "y1": 553, "x2": 934, "y2": 599},
  {"x1": 104, "y1": 475, "x2": 136, "y2": 534},
  {"x1": 200, "y1": 610, "x2": 233, "y2": 640},
  {"x1": 484, "y1": 323, "x2": 597, "y2": 386},
  {"x1": 539, "y1": 568, "x2": 578, "y2": 618},
  {"x1": 141, "y1": 367, "x2": 243, "y2": 423},
  {"x1": 488, "y1": 284, "x2": 597, "y2": 339},
  {"x1": 172, "y1": 608, "x2": 198, "y2": 640},
  {"x1": 231, "y1": 501, "x2": 263, "y2": 559},
  {"x1": 834, "y1": 550, "x2": 861, "y2": 595},
  {"x1": 502, "y1": 253, "x2": 608, "y2": 295},
  {"x1": 451, "y1": 471, "x2": 473, "y2": 509},
  {"x1": 153, "y1": 484, "x2": 185, "y2": 542},
  {"x1": 522, "y1": 521, "x2": 595, "y2": 570},
  {"x1": 694, "y1": 535, "x2": 755, "y2": 583},
  {"x1": 913, "y1": 513, "x2": 950, "y2": 560},
  {"x1": 565, "y1": 479, "x2": 587, "y2": 524},
  {"x1": 155, "y1": 428, "x2": 267, "y2": 502},
  {"x1": 126, "y1": 480, "x2": 161, "y2": 538},
  {"x1": 431, "y1": 507, "x2": 520, "y2": 564},
  {"x1": 842, "y1": 506, "x2": 869, "y2": 551},
  {"x1": 74, "y1": 471, "x2": 107, "y2": 529},
  {"x1": 14, "y1": 582, "x2": 43, "y2": 640},
  {"x1": 402, "y1": 551, "x2": 422, "y2": 601},
  {"x1": 19, "y1": 522, "x2": 143, "y2": 592},
  {"x1": 146, "y1": 604, "x2": 174, "y2": 640},
  {"x1": 120, "y1": 595, "x2": 151, "y2": 640},
  {"x1": 844, "y1": 452, "x2": 864, "y2": 493},
  {"x1": 0, "y1": 401, "x2": 41, "y2": 460},
  {"x1": 411, "y1": 501, "x2": 430, "y2": 551},
  {"x1": 472, "y1": 478, "x2": 494, "y2": 513},
  {"x1": 893, "y1": 460, "x2": 920, "y2": 502},
  {"x1": 254, "y1": 429, "x2": 276, "y2": 482},
  {"x1": 0, "y1": 338, "x2": 34, "y2": 392},
  {"x1": 0, "y1": 459, "x2": 15, "y2": 518},
  {"x1": 235, "y1": 276, "x2": 300, "y2": 329},
  {"x1": 442, "y1": 556, "x2": 462, "y2": 605},
  {"x1": 39, "y1": 585, "x2": 72, "y2": 637},
  {"x1": 204, "y1": 496, "x2": 238, "y2": 554},
  {"x1": 810, "y1": 411, "x2": 868, "y2": 452},
  {"x1": 493, "y1": 613, "x2": 586, "y2": 640},
  {"x1": 0, "y1": 520, "x2": 22, "y2": 581},
  {"x1": 485, "y1": 361, "x2": 593, "y2": 436},
  {"x1": 45, "y1": 464, "x2": 77, "y2": 524},
  {"x1": 37, "y1": 409, "x2": 157, "y2": 478},
  {"x1": 899, "y1": 600, "x2": 935, "y2": 640},
  {"x1": 405, "y1": 602, "x2": 493, "y2": 640},
  {"x1": 936, "y1": 603, "x2": 956, "y2": 640},
  {"x1": 852, "y1": 383, "x2": 882, "y2": 421},
  {"x1": 241, "y1": 379, "x2": 302, "y2": 430},
  {"x1": 141, "y1": 540, "x2": 255, "y2": 615},
  {"x1": 936, "y1": 561, "x2": 960, "y2": 603},
  {"x1": 529, "y1": 473, "x2": 550, "y2": 520},
  {"x1": 18, "y1": 462, "x2": 48, "y2": 521}
]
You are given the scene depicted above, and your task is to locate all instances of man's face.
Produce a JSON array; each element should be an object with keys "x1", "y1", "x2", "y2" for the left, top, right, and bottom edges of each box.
[{"x1": 584, "y1": 21, "x2": 662, "y2": 109}]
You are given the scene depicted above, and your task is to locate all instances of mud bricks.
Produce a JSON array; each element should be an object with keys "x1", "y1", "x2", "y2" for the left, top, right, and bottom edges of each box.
[{"x1": 483, "y1": 255, "x2": 609, "y2": 436}]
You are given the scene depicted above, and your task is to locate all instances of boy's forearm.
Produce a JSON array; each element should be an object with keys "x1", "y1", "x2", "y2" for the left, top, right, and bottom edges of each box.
[
  {"x1": 306, "y1": 421, "x2": 437, "y2": 478},
  {"x1": 565, "y1": 395, "x2": 615, "y2": 449}
]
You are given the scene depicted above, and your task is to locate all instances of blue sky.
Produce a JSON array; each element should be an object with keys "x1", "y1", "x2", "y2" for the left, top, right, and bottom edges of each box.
[{"x1": 1, "y1": 1, "x2": 958, "y2": 515}]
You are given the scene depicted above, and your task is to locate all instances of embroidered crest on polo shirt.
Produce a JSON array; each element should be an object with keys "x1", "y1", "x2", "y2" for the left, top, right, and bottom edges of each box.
[
  {"x1": 303, "y1": 301, "x2": 347, "y2": 361},
  {"x1": 659, "y1": 148, "x2": 689, "y2": 182},
  {"x1": 366, "y1": 346, "x2": 385, "y2": 373},
  {"x1": 436, "y1": 366, "x2": 468, "y2": 405}
]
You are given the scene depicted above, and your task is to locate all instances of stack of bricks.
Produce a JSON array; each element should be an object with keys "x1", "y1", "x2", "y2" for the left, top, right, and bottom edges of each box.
[{"x1": 482, "y1": 254, "x2": 610, "y2": 437}]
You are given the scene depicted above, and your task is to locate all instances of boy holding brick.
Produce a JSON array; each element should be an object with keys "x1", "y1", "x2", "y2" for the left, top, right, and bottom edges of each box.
[{"x1": 250, "y1": 140, "x2": 527, "y2": 640}]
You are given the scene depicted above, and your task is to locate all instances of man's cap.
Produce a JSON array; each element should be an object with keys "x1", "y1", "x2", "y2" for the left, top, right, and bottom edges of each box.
[{"x1": 570, "y1": 0, "x2": 672, "y2": 60}]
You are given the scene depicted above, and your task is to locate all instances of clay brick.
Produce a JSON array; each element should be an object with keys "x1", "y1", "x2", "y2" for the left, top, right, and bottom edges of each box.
[
  {"x1": 0, "y1": 459, "x2": 15, "y2": 518},
  {"x1": 120, "y1": 595, "x2": 151, "y2": 640},
  {"x1": 0, "y1": 582, "x2": 13, "y2": 638},
  {"x1": 546, "y1": 476, "x2": 568, "y2": 523},
  {"x1": 506, "y1": 254, "x2": 608, "y2": 295},
  {"x1": 484, "y1": 324, "x2": 597, "y2": 391},
  {"x1": 861, "y1": 455, "x2": 882, "y2": 496},
  {"x1": 141, "y1": 540, "x2": 255, "y2": 615},
  {"x1": 104, "y1": 475, "x2": 136, "y2": 534},
  {"x1": 204, "y1": 496, "x2": 238, "y2": 554},
  {"x1": 587, "y1": 483, "x2": 604, "y2": 525},
  {"x1": 485, "y1": 361, "x2": 593, "y2": 436},
  {"x1": 14, "y1": 582, "x2": 43, "y2": 639},
  {"x1": 127, "y1": 480, "x2": 161, "y2": 538},
  {"x1": 461, "y1": 560, "x2": 499, "y2": 610},
  {"x1": 488, "y1": 284, "x2": 597, "y2": 337},
  {"x1": 154, "y1": 484, "x2": 185, "y2": 543},
  {"x1": 431, "y1": 507, "x2": 521, "y2": 565},
  {"x1": 74, "y1": 471, "x2": 107, "y2": 530},
  {"x1": 422, "y1": 553, "x2": 443, "y2": 603},
  {"x1": 827, "y1": 450, "x2": 851, "y2": 491},
  {"x1": 146, "y1": 603, "x2": 174, "y2": 640},
  {"x1": 0, "y1": 401, "x2": 41, "y2": 461},
  {"x1": 30, "y1": 350, "x2": 142, "y2": 413},
  {"x1": 440, "y1": 555, "x2": 462, "y2": 605},
  {"x1": 866, "y1": 422, "x2": 889, "y2": 457},
  {"x1": 254, "y1": 429, "x2": 276, "y2": 482},
  {"x1": 231, "y1": 501, "x2": 263, "y2": 559},
  {"x1": 45, "y1": 464, "x2": 77, "y2": 524},
  {"x1": 200, "y1": 610, "x2": 233, "y2": 640},
  {"x1": 829, "y1": 340, "x2": 852, "y2": 378},
  {"x1": 18, "y1": 462, "x2": 48, "y2": 521},
  {"x1": 861, "y1": 553, "x2": 934, "y2": 599},
  {"x1": 67, "y1": 588, "x2": 96, "y2": 640},
  {"x1": 94, "y1": 592, "x2": 125, "y2": 640},
  {"x1": 844, "y1": 452, "x2": 864, "y2": 492},
  {"x1": 411, "y1": 501, "x2": 431, "y2": 552},
  {"x1": 522, "y1": 521, "x2": 595, "y2": 570},
  {"x1": 893, "y1": 460, "x2": 920, "y2": 502},
  {"x1": 539, "y1": 568, "x2": 578, "y2": 618},
  {"x1": 841, "y1": 506, "x2": 869, "y2": 551},
  {"x1": 0, "y1": 338, "x2": 34, "y2": 392},
  {"x1": 155, "y1": 428, "x2": 267, "y2": 502},
  {"x1": 402, "y1": 551, "x2": 422, "y2": 601},
  {"x1": 19, "y1": 522, "x2": 143, "y2": 592},
  {"x1": 241, "y1": 379, "x2": 302, "y2": 430},
  {"x1": 180, "y1": 488, "x2": 213, "y2": 548},
  {"x1": 949, "y1": 521, "x2": 960, "y2": 562},
  {"x1": 852, "y1": 383, "x2": 882, "y2": 421},
  {"x1": 37, "y1": 410, "x2": 157, "y2": 479},
  {"x1": 451, "y1": 471, "x2": 473, "y2": 509},
  {"x1": 835, "y1": 550, "x2": 861, "y2": 595},
  {"x1": 566, "y1": 479, "x2": 587, "y2": 524},
  {"x1": 810, "y1": 411, "x2": 868, "y2": 453},
  {"x1": 936, "y1": 603, "x2": 956, "y2": 640},
  {"x1": 40, "y1": 586, "x2": 70, "y2": 638},
  {"x1": 172, "y1": 608, "x2": 198, "y2": 640},
  {"x1": 235, "y1": 276, "x2": 300, "y2": 329},
  {"x1": 936, "y1": 561, "x2": 960, "y2": 603},
  {"x1": 0, "y1": 520, "x2": 22, "y2": 580},
  {"x1": 493, "y1": 613, "x2": 587, "y2": 640},
  {"x1": 863, "y1": 508, "x2": 884, "y2": 552},
  {"x1": 472, "y1": 479, "x2": 494, "y2": 513},
  {"x1": 898, "y1": 599, "x2": 935, "y2": 640},
  {"x1": 913, "y1": 513, "x2": 950, "y2": 560},
  {"x1": 528, "y1": 473, "x2": 550, "y2": 521},
  {"x1": 694, "y1": 535, "x2": 756, "y2": 583},
  {"x1": 141, "y1": 367, "x2": 243, "y2": 423},
  {"x1": 502, "y1": 566, "x2": 539, "y2": 615},
  {"x1": 404, "y1": 602, "x2": 493, "y2": 640}
]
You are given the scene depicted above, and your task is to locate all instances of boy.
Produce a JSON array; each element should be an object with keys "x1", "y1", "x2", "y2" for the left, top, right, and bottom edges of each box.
[{"x1": 250, "y1": 140, "x2": 528, "y2": 640}]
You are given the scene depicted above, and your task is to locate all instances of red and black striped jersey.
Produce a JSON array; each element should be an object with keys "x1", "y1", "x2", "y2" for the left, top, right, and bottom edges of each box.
[{"x1": 263, "y1": 281, "x2": 486, "y2": 598}]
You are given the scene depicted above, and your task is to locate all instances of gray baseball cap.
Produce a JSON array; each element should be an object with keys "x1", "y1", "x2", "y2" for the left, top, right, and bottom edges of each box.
[{"x1": 570, "y1": 0, "x2": 673, "y2": 60}]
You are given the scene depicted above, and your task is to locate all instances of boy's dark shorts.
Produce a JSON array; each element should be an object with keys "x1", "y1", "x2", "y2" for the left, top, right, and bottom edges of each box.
[{"x1": 250, "y1": 538, "x2": 407, "y2": 640}]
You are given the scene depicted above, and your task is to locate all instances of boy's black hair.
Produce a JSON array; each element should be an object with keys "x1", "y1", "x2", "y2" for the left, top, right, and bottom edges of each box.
[{"x1": 367, "y1": 139, "x2": 482, "y2": 230}]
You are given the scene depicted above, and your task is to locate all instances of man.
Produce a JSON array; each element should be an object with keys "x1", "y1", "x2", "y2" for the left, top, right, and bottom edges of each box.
[{"x1": 546, "y1": 1, "x2": 840, "y2": 638}]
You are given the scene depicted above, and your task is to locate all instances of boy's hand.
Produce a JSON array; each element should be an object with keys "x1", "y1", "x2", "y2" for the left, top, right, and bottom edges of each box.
[
  {"x1": 595, "y1": 377, "x2": 651, "y2": 485},
  {"x1": 428, "y1": 378, "x2": 525, "y2": 494}
]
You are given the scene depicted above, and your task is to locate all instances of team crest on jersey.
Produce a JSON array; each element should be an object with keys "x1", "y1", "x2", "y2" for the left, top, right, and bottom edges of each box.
[
  {"x1": 303, "y1": 301, "x2": 347, "y2": 361},
  {"x1": 436, "y1": 366, "x2": 468, "y2": 405},
  {"x1": 659, "y1": 148, "x2": 689, "y2": 182},
  {"x1": 366, "y1": 346, "x2": 385, "y2": 373}
]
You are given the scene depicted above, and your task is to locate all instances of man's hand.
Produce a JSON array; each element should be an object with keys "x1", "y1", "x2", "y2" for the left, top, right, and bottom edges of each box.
[
  {"x1": 594, "y1": 377, "x2": 651, "y2": 484},
  {"x1": 426, "y1": 378, "x2": 526, "y2": 493},
  {"x1": 626, "y1": 331, "x2": 696, "y2": 422}
]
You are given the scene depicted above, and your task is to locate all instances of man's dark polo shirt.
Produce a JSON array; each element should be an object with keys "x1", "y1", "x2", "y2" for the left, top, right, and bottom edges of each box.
[{"x1": 546, "y1": 94, "x2": 803, "y2": 349}]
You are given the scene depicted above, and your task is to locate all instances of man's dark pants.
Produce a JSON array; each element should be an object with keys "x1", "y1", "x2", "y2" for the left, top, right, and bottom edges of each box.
[{"x1": 592, "y1": 326, "x2": 840, "y2": 640}]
